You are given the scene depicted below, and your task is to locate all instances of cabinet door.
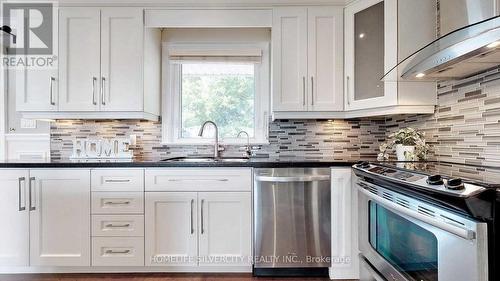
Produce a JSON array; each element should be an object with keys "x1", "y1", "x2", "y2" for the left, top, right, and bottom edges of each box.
[
  {"x1": 344, "y1": 0, "x2": 398, "y2": 111},
  {"x1": 0, "y1": 170, "x2": 29, "y2": 266},
  {"x1": 58, "y1": 8, "x2": 101, "y2": 111},
  {"x1": 14, "y1": 4, "x2": 58, "y2": 112},
  {"x1": 145, "y1": 192, "x2": 198, "y2": 267},
  {"x1": 308, "y1": 7, "x2": 344, "y2": 111},
  {"x1": 330, "y1": 168, "x2": 359, "y2": 279},
  {"x1": 272, "y1": 7, "x2": 308, "y2": 111},
  {"x1": 198, "y1": 192, "x2": 251, "y2": 267},
  {"x1": 29, "y1": 169, "x2": 91, "y2": 266},
  {"x1": 100, "y1": 8, "x2": 143, "y2": 112},
  {"x1": 15, "y1": 69, "x2": 58, "y2": 111}
]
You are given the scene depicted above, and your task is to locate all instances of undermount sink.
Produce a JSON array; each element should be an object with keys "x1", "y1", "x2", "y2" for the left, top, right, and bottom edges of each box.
[{"x1": 161, "y1": 157, "x2": 249, "y2": 163}]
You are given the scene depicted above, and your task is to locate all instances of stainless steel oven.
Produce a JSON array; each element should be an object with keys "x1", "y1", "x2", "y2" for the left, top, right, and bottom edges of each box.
[{"x1": 357, "y1": 178, "x2": 489, "y2": 281}]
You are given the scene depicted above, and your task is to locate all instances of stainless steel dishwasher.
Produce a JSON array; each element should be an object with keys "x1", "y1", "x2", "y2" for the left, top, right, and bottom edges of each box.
[{"x1": 253, "y1": 168, "x2": 331, "y2": 277}]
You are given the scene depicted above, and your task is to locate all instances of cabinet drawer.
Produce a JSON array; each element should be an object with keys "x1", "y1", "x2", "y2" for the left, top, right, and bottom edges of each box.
[
  {"x1": 91, "y1": 169, "x2": 144, "y2": 192},
  {"x1": 92, "y1": 237, "x2": 144, "y2": 266},
  {"x1": 92, "y1": 215, "x2": 144, "y2": 237},
  {"x1": 92, "y1": 192, "x2": 144, "y2": 214},
  {"x1": 145, "y1": 168, "x2": 252, "y2": 192}
]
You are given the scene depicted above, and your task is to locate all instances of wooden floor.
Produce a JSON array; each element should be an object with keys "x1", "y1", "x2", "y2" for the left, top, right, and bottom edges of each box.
[{"x1": 0, "y1": 273, "x2": 348, "y2": 281}]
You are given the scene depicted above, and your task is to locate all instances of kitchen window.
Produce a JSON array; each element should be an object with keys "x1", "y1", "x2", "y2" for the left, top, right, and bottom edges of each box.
[{"x1": 163, "y1": 42, "x2": 270, "y2": 145}]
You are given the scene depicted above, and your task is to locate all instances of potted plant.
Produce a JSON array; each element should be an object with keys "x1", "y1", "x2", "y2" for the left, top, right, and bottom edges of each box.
[{"x1": 378, "y1": 127, "x2": 430, "y2": 161}]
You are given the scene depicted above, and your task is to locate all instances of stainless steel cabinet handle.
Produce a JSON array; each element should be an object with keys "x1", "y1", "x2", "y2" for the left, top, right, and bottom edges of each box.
[
  {"x1": 104, "y1": 179, "x2": 131, "y2": 183},
  {"x1": 346, "y1": 76, "x2": 351, "y2": 106},
  {"x1": 201, "y1": 199, "x2": 205, "y2": 234},
  {"x1": 302, "y1": 76, "x2": 306, "y2": 106},
  {"x1": 105, "y1": 223, "x2": 131, "y2": 228},
  {"x1": 101, "y1": 77, "x2": 106, "y2": 105},
  {"x1": 311, "y1": 76, "x2": 314, "y2": 106},
  {"x1": 92, "y1": 77, "x2": 97, "y2": 105},
  {"x1": 105, "y1": 249, "x2": 130, "y2": 254},
  {"x1": 263, "y1": 111, "x2": 269, "y2": 140},
  {"x1": 49, "y1": 77, "x2": 56, "y2": 105},
  {"x1": 190, "y1": 199, "x2": 195, "y2": 234},
  {"x1": 167, "y1": 178, "x2": 229, "y2": 182},
  {"x1": 29, "y1": 177, "x2": 35, "y2": 211},
  {"x1": 18, "y1": 177, "x2": 26, "y2": 211},
  {"x1": 104, "y1": 200, "x2": 130, "y2": 205}
]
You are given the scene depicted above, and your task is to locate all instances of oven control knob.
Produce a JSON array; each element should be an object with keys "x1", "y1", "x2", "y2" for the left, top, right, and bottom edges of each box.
[
  {"x1": 426, "y1": 175, "x2": 444, "y2": 185},
  {"x1": 356, "y1": 161, "x2": 370, "y2": 169},
  {"x1": 446, "y1": 178, "x2": 465, "y2": 190}
]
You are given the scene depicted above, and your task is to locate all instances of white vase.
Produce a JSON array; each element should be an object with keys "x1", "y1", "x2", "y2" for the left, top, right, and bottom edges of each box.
[{"x1": 395, "y1": 144, "x2": 415, "y2": 161}]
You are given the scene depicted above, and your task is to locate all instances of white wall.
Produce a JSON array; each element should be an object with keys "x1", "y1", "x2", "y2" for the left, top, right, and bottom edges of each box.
[{"x1": 0, "y1": 46, "x2": 50, "y2": 160}]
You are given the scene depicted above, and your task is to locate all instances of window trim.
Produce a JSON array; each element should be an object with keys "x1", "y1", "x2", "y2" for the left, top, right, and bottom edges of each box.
[{"x1": 162, "y1": 42, "x2": 270, "y2": 145}]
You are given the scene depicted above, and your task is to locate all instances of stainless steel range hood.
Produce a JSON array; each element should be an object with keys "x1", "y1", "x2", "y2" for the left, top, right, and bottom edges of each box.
[
  {"x1": 394, "y1": 0, "x2": 500, "y2": 81},
  {"x1": 401, "y1": 16, "x2": 500, "y2": 80}
]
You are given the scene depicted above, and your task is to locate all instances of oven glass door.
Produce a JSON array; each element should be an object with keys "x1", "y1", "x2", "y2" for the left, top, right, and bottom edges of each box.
[{"x1": 369, "y1": 201, "x2": 439, "y2": 281}]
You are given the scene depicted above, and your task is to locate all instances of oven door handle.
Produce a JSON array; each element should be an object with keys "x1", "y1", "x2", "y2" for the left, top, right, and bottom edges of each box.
[{"x1": 358, "y1": 186, "x2": 476, "y2": 240}]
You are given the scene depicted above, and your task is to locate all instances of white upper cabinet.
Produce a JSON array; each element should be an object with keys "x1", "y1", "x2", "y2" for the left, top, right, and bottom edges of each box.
[
  {"x1": 344, "y1": 0, "x2": 437, "y2": 113},
  {"x1": 29, "y1": 169, "x2": 91, "y2": 267},
  {"x1": 344, "y1": 0, "x2": 396, "y2": 111},
  {"x1": 272, "y1": 6, "x2": 343, "y2": 115},
  {"x1": 100, "y1": 8, "x2": 144, "y2": 112},
  {"x1": 272, "y1": 7, "x2": 308, "y2": 112},
  {"x1": 0, "y1": 170, "x2": 30, "y2": 266},
  {"x1": 59, "y1": 8, "x2": 101, "y2": 111},
  {"x1": 20, "y1": 7, "x2": 161, "y2": 121},
  {"x1": 15, "y1": 69, "x2": 58, "y2": 112},
  {"x1": 307, "y1": 7, "x2": 344, "y2": 112},
  {"x1": 14, "y1": 4, "x2": 58, "y2": 112}
]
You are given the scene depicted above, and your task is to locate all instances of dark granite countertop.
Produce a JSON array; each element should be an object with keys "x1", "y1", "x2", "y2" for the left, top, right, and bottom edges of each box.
[{"x1": 0, "y1": 156, "x2": 363, "y2": 168}]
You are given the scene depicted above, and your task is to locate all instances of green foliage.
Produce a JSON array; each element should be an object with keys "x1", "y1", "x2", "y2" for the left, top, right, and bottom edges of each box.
[
  {"x1": 379, "y1": 127, "x2": 430, "y2": 161},
  {"x1": 181, "y1": 70, "x2": 255, "y2": 138},
  {"x1": 388, "y1": 127, "x2": 425, "y2": 146}
]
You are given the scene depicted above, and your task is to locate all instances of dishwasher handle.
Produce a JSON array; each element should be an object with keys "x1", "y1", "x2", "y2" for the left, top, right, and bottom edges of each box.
[{"x1": 255, "y1": 175, "x2": 330, "y2": 182}]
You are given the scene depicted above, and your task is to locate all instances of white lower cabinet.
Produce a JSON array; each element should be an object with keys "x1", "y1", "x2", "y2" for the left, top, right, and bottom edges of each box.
[
  {"x1": 91, "y1": 192, "x2": 144, "y2": 214},
  {"x1": 145, "y1": 168, "x2": 252, "y2": 270},
  {"x1": 92, "y1": 237, "x2": 144, "y2": 266},
  {"x1": 29, "y1": 169, "x2": 91, "y2": 266},
  {"x1": 0, "y1": 169, "x2": 91, "y2": 268},
  {"x1": 0, "y1": 170, "x2": 30, "y2": 266},
  {"x1": 330, "y1": 168, "x2": 359, "y2": 280},
  {"x1": 90, "y1": 169, "x2": 145, "y2": 267},
  {"x1": 198, "y1": 192, "x2": 252, "y2": 267},
  {"x1": 0, "y1": 167, "x2": 252, "y2": 272},
  {"x1": 145, "y1": 192, "x2": 198, "y2": 267},
  {"x1": 92, "y1": 215, "x2": 144, "y2": 237}
]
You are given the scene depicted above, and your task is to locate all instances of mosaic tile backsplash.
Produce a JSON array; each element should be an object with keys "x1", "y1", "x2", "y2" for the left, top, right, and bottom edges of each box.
[
  {"x1": 385, "y1": 67, "x2": 500, "y2": 167},
  {"x1": 50, "y1": 66, "x2": 500, "y2": 167},
  {"x1": 50, "y1": 119, "x2": 386, "y2": 161}
]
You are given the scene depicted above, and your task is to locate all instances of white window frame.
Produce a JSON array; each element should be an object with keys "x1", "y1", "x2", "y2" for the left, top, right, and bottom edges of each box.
[{"x1": 162, "y1": 42, "x2": 270, "y2": 145}]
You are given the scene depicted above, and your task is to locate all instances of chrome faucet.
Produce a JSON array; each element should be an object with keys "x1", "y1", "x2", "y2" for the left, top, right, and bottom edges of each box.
[
  {"x1": 198, "y1": 121, "x2": 223, "y2": 158},
  {"x1": 237, "y1": 130, "x2": 251, "y2": 158}
]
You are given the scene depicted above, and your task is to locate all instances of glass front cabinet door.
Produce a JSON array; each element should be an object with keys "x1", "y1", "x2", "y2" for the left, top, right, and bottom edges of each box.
[{"x1": 344, "y1": 0, "x2": 398, "y2": 111}]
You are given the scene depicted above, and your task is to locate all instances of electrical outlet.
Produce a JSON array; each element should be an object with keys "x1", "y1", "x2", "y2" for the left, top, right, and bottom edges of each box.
[{"x1": 20, "y1": 119, "x2": 37, "y2": 129}]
